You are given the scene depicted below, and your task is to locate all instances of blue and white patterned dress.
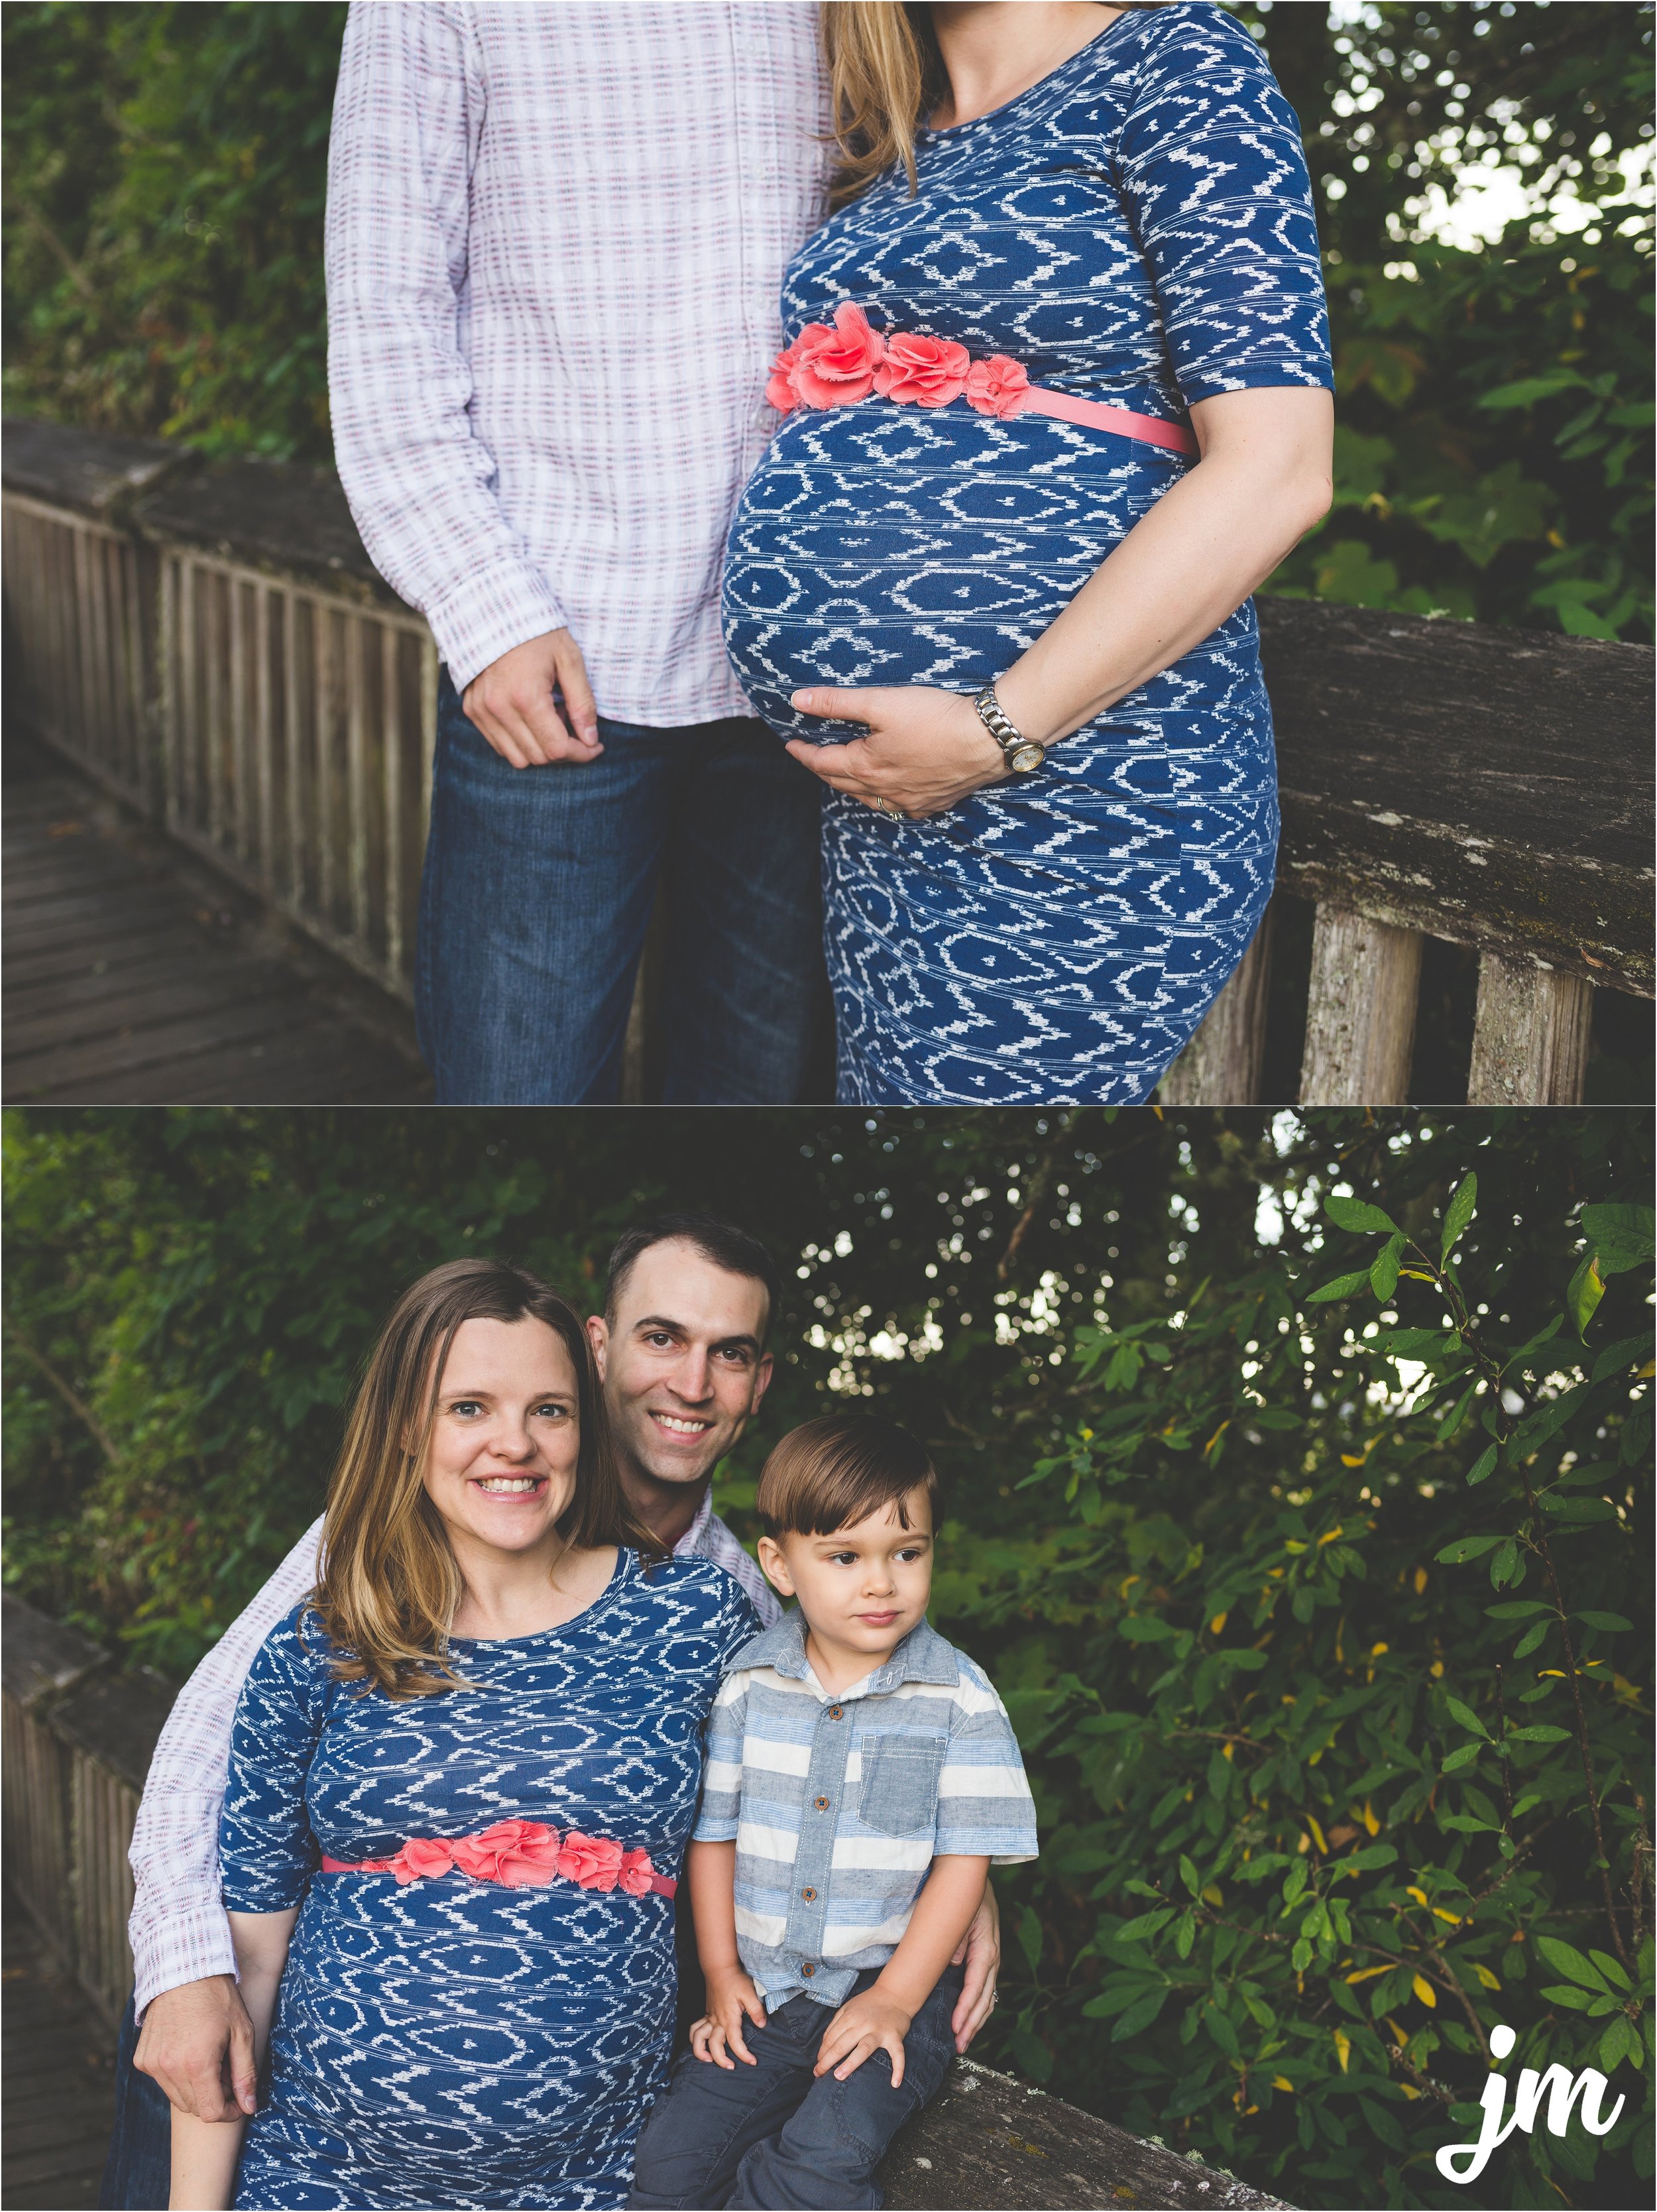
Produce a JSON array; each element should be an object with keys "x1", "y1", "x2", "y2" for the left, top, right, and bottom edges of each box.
[
  {"x1": 722, "y1": 2, "x2": 1332, "y2": 1104},
  {"x1": 221, "y1": 1553, "x2": 758, "y2": 2211}
]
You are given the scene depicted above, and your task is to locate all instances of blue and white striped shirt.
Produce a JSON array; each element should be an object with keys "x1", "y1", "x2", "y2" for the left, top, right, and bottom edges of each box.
[{"x1": 693, "y1": 1611, "x2": 1038, "y2": 2010}]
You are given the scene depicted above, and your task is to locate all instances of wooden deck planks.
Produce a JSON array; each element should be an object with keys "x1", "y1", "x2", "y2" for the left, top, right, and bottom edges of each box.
[
  {"x1": 1, "y1": 1902, "x2": 117, "y2": 2212},
  {"x1": 4, "y1": 766, "x2": 431, "y2": 1104}
]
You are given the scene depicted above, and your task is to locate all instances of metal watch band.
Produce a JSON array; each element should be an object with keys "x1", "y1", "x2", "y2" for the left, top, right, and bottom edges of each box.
[{"x1": 972, "y1": 684, "x2": 1045, "y2": 775}]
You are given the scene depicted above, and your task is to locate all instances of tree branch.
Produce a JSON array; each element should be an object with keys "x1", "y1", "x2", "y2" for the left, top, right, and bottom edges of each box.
[{"x1": 2, "y1": 1316, "x2": 122, "y2": 1466}]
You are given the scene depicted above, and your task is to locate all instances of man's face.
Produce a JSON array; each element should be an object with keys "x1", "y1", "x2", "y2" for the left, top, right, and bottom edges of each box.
[{"x1": 587, "y1": 1238, "x2": 773, "y2": 1488}]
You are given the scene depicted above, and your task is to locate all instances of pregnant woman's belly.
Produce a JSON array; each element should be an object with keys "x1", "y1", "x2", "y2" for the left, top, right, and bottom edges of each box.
[
  {"x1": 724, "y1": 400, "x2": 1185, "y2": 734},
  {"x1": 722, "y1": 398, "x2": 1277, "y2": 868},
  {"x1": 239, "y1": 1881, "x2": 675, "y2": 2207}
]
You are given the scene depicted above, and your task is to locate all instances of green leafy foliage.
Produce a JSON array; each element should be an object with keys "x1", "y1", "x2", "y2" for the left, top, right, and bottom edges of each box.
[
  {"x1": 1, "y1": 3, "x2": 347, "y2": 459},
  {"x1": 2, "y1": 4, "x2": 1650, "y2": 632},
  {"x1": 1235, "y1": 1, "x2": 1654, "y2": 640},
  {"x1": 3, "y1": 1106, "x2": 1651, "y2": 2208}
]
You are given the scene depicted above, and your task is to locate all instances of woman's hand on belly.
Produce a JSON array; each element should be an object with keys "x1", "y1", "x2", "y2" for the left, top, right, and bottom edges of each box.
[{"x1": 786, "y1": 685, "x2": 1009, "y2": 819}]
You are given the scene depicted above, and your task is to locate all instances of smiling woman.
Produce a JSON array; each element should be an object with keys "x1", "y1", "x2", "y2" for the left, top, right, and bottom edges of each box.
[{"x1": 166, "y1": 1256, "x2": 761, "y2": 2212}]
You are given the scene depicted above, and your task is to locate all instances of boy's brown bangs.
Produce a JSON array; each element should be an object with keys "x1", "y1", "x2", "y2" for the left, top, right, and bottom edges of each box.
[{"x1": 756, "y1": 1413, "x2": 939, "y2": 1537}]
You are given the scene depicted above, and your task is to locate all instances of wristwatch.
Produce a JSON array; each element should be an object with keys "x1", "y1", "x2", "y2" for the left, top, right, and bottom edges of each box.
[{"x1": 972, "y1": 683, "x2": 1045, "y2": 776}]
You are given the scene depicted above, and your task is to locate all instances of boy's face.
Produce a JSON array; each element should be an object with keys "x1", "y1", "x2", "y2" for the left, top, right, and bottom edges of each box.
[{"x1": 758, "y1": 1488, "x2": 933, "y2": 1664}]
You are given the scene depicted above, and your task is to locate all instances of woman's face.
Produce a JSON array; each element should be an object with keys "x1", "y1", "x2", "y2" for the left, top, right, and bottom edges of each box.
[{"x1": 420, "y1": 1316, "x2": 583, "y2": 1557}]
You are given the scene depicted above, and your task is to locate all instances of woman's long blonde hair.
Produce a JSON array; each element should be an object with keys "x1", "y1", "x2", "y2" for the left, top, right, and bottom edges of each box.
[
  {"x1": 821, "y1": 4, "x2": 1156, "y2": 208},
  {"x1": 308, "y1": 1257, "x2": 661, "y2": 1700},
  {"x1": 822, "y1": 3, "x2": 946, "y2": 207}
]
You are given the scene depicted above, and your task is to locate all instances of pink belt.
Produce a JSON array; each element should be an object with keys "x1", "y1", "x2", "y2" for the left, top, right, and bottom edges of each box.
[
  {"x1": 320, "y1": 1819, "x2": 675, "y2": 1897},
  {"x1": 767, "y1": 302, "x2": 1196, "y2": 457}
]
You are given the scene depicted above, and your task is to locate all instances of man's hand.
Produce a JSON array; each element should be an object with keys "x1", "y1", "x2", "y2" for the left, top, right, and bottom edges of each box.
[
  {"x1": 815, "y1": 1985, "x2": 915, "y2": 2087},
  {"x1": 689, "y1": 1965, "x2": 768, "y2": 2069},
  {"x1": 461, "y1": 628, "x2": 603, "y2": 770},
  {"x1": 950, "y1": 1881, "x2": 1001, "y2": 2052},
  {"x1": 785, "y1": 684, "x2": 1008, "y2": 819},
  {"x1": 133, "y1": 1975, "x2": 257, "y2": 2121}
]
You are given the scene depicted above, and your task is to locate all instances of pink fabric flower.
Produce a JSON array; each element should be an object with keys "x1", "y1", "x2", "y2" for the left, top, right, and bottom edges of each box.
[
  {"x1": 557, "y1": 1832, "x2": 626, "y2": 1891},
  {"x1": 964, "y1": 354, "x2": 1031, "y2": 420},
  {"x1": 765, "y1": 332, "x2": 813, "y2": 414},
  {"x1": 387, "y1": 1835, "x2": 458, "y2": 1886},
  {"x1": 452, "y1": 1820, "x2": 561, "y2": 1887},
  {"x1": 875, "y1": 331, "x2": 972, "y2": 408},
  {"x1": 786, "y1": 304, "x2": 887, "y2": 409},
  {"x1": 617, "y1": 1848, "x2": 658, "y2": 1898}
]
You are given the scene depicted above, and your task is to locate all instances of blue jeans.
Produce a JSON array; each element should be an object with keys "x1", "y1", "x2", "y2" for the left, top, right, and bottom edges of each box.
[
  {"x1": 626, "y1": 1965, "x2": 962, "y2": 2210},
  {"x1": 99, "y1": 1995, "x2": 172, "y2": 2211},
  {"x1": 415, "y1": 676, "x2": 829, "y2": 1102}
]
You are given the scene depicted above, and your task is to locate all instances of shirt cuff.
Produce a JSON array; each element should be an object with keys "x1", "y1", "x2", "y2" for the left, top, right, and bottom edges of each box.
[
  {"x1": 422, "y1": 557, "x2": 572, "y2": 693},
  {"x1": 1180, "y1": 361, "x2": 1336, "y2": 404},
  {"x1": 691, "y1": 1818, "x2": 738, "y2": 1843},
  {"x1": 131, "y1": 1906, "x2": 239, "y2": 2022}
]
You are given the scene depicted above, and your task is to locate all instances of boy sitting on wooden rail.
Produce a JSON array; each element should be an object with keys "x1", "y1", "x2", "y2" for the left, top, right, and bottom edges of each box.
[{"x1": 628, "y1": 1414, "x2": 1038, "y2": 2211}]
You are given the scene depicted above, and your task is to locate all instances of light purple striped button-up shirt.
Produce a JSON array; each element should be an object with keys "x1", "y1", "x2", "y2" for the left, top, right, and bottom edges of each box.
[
  {"x1": 127, "y1": 1493, "x2": 780, "y2": 2015},
  {"x1": 325, "y1": 1, "x2": 830, "y2": 715}
]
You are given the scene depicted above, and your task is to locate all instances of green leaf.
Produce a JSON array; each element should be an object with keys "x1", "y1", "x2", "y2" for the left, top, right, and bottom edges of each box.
[
  {"x1": 1512, "y1": 1384, "x2": 1590, "y2": 1460},
  {"x1": 1478, "y1": 371, "x2": 1591, "y2": 410},
  {"x1": 1589, "y1": 1950, "x2": 1633, "y2": 1993},
  {"x1": 1506, "y1": 1724, "x2": 1571, "y2": 1744},
  {"x1": 1591, "y1": 1335, "x2": 1652, "y2": 1385},
  {"x1": 1599, "y1": 2014, "x2": 1634, "y2": 2071},
  {"x1": 1436, "y1": 1534, "x2": 1504, "y2": 1563},
  {"x1": 1306, "y1": 1271, "x2": 1373, "y2": 1303},
  {"x1": 1535, "y1": 1938, "x2": 1612, "y2": 1991},
  {"x1": 1485, "y1": 1601, "x2": 1551, "y2": 1619},
  {"x1": 1119, "y1": 1613, "x2": 1176, "y2": 1643},
  {"x1": 1445, "y1": 1696, "x2": 1491, "y2": 1739},
  {"x1": 1371, "y1": 1234, "x2": 1404, "y2": 1301},
  {"x1": 1179, "y1": 1854, "x2": 1202, "y2": 1898},
  {"x1": 1539, "y1": 1495, "x2": 1615, "y2": 1522},
  {"x1": 1017, "y1": 1906, "x2": 1043, "y2": 1975},
  {"x1": 1542, "y1": 1983, "x2": 1605, "y2": 2010},
  {"x1": 1116, "y1": 1908, "x2": 1175, "y2": 1942},
  {"x1": 1338, "y1": 1843, "x2": 1398, "y2": 1873},
  {"x1": 1440, "y1": 1175, "x2": 1477, "y2": 1261},
  {"x1": 1575, "y1": 1610, "x2": 1633, "y2": 1632},
  {"x1": 1112, "y1": 1989, "x2": 1170, "y2": 2040},
  {"x1": 1205, "y1": 2003, "x2": 1241, "y2": 2060},
  {"x1": 1579, "y1": 1203, "x2": 1656, "y2": 1273},
  {"x1": 1465, "y1": 1444, "x2": 1499, "y2": 1487},
  {"x1": 1441, "y1": 1743, "x2": 1481, "y2": 1773},
  {"x1": 1568, "y1": 1253, "x2": 1606, "y2": 1338},
  {"x1": 1513, "y1": 1620, "x2": 1548, "y2": 1659},
  {"x1": 1438, "y1": 1384, "x2": 1477, "y2": 1443},
  {"x1": 1324, "y1": 1195, "x2": 1399, "y2": 1236},
  {"x1": 1380, "y1": 1328, "x2": 1463, "y2": 1361}
]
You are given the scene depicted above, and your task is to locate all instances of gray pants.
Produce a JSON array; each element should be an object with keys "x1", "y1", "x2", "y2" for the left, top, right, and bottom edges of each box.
[{"x1": 627, "y1": 1966, "x2": 962, "y2": 2210}]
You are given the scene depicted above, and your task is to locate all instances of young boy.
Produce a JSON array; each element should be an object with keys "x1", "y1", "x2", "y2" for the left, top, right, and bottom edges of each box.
[{"x1": 627, "y1": 1413, "x2": 1038, "y2": 2211}]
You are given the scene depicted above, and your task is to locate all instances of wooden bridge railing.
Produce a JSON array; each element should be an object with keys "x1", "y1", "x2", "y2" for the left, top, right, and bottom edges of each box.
[
  {"x1": 5, "y1": 416, "x2": 1650, "y2": 1106},
  {"x1": 1, "y1": 1594, "x2": 1291, "y2": 2210}
]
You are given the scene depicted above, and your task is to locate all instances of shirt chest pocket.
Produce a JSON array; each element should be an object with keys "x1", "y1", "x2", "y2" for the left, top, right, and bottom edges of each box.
[{"x1": 856, "y1": 1731, "x2": 946, "y2": 1837}]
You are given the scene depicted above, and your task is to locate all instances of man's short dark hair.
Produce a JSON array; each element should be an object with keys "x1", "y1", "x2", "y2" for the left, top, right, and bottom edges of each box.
[{"x1": 604, "y1": 1212, "x2": 783, "y2": 1344}]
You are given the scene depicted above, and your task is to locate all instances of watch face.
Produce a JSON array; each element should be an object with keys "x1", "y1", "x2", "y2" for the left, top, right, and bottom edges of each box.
[{"x1": 1008, "y1": 742, "x2": 1043, "y2": 773}]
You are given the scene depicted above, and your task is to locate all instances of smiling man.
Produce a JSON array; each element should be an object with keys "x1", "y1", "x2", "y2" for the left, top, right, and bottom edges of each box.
[
  {"x1": 102, "y1": 1214, "x2": 1001, "y2": 2210},
  {"x1": 587, "y1": 1218, "x2": 785, "y2": 1605}
]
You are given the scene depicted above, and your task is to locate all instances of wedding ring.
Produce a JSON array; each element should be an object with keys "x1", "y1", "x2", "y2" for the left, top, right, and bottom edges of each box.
[{"x1": 874, "y1": 796, "x2": 901, "y2": 818}]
